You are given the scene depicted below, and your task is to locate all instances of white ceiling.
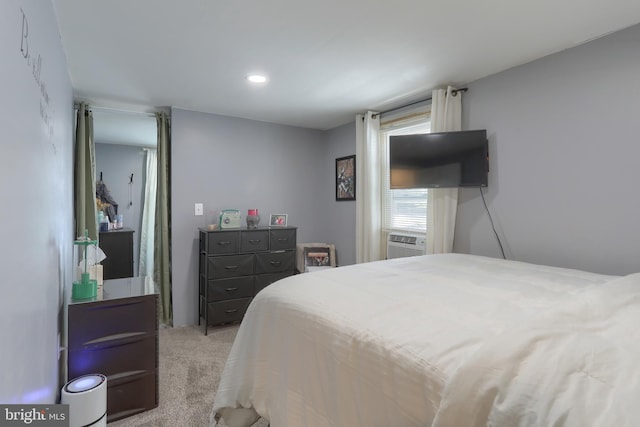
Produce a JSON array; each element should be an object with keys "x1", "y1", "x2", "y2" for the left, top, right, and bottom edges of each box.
[{"x1": 53, "y1": 0, "x2": 640, "y2": 144}]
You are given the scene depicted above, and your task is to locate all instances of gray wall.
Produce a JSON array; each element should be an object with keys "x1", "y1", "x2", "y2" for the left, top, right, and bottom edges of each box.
[
  {"x1": 0, "y1": 0, "x2": 73, "y2": 403},
  {"x1": 170, "y1": 108, "x2": 329, "y2": 326},
  {"x1": 95, "y1": 143, "x2": 147, "y2": 275},
  {"x1": 324, "y1": 122, "x2": 357, "y2": 266},
  {"x1": 455, "y1": 23, "x2": 640, "y2": 275}
]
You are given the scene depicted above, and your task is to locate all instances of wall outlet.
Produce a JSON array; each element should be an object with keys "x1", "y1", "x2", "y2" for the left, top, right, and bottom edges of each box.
[{"x1": 195, "y1": 203, "x2": 204, "y2": 216}]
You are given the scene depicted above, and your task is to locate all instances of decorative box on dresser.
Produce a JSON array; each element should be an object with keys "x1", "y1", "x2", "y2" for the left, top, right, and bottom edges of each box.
[
  {"x1": 199, "y1": 226, "x2": 297, "y2": 335},
  {"x1": 67, "y1": 276, "x2": 159, "y2": 422}
]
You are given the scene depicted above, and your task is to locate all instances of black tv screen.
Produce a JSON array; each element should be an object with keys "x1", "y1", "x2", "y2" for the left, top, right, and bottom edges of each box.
[{"x1": 390, "y1": 129, "x2": 488, "y2": 188}]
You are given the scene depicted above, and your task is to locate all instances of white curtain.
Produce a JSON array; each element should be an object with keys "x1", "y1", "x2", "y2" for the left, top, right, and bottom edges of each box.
[
  {"x1": 355, "y1": 111, "x2": 382, "y2": 263},
  {"x1": 138, "y1": 148, "x2": 157, "y2": 277},
  {"x1": 427, "y1": 86, "x2": 463, "y2": 254}
]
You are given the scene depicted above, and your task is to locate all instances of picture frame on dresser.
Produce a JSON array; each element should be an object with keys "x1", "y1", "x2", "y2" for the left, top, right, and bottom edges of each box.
[{"x1": 269, "y1": 214, "x2": 288, "y2": 226}]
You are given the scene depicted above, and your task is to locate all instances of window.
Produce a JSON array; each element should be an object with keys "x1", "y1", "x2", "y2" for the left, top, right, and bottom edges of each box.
[{"x1": 380, "y1": 116, "x2": 431, "y2": 233}]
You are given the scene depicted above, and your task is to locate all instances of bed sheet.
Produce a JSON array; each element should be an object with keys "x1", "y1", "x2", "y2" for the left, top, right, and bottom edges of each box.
[{"x1": 211, "y1": 254, "x2": 617, "y2": 427}]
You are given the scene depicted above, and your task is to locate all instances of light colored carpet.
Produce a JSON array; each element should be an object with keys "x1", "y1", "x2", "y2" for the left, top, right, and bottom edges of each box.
[{"x1": 109, "y1": 324, "x2": 268, "y2": 427}]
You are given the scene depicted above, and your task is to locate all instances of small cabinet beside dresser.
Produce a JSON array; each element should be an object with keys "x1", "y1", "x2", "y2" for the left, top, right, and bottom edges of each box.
[{"x1": 199, "y1": 226, "x2": 296, "y2": 334}]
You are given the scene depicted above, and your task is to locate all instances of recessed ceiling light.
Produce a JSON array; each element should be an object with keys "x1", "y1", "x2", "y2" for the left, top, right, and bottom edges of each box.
[{"x1": 247, "y1": 74, "x2": 268, "y2": 84}]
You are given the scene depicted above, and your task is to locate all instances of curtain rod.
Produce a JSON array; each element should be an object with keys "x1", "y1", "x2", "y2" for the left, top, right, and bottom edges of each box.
[
  {"x1": 372, "y1": 87, "x2": 468, "y2": 119},
  {"x1": 74, "y1": 103, "x2": 159, "y2": 118}
]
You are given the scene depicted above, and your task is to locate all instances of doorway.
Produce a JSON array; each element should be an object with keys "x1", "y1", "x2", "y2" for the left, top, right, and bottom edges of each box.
[{"x1": 93, "y1": 108, "x2": 157, "y2": 278}]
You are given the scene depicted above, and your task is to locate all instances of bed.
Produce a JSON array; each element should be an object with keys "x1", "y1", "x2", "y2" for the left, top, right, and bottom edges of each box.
[{"x1": 210, "y1": 253, "x2": 640, "y2": 427}]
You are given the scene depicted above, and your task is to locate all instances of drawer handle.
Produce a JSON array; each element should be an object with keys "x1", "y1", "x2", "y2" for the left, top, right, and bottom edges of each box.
[
  {"x1": 225, "y1": 309, "x2": 238, "y2": 314},
  {"x1": 277, "y1": 238, "x2": 288, "y2": 242},
  {"x1": 217, "y1": 241, "x2": 231, "y2": 246},
  {"x1": 83, "y1": 332, "x2": 147, "y2": 347},
  {"x1": 225, "y1": 287, "x2": 238, "y2": 292},
  {"x1": 248, "y1": 239, "x2": 261, "y2": 245},
  {"x1": 225, "y1": 265, "x2": 239, "y2": 270},
  {"x1": 270, "y1": 261, "x2": 282, "y2": 266}
]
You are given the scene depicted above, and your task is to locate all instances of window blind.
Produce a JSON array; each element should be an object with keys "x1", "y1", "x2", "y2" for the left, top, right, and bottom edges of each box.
[{"x1": 380, "y1": 114, "x2": 431, "y2": 233}]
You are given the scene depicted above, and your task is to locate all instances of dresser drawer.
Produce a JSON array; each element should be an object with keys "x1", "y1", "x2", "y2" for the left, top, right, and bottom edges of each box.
[
  {"x1": 270, "y1": 228, "x2": 296, "y2": 250},
  {"x1": 208, "y1": 254, "x2": 254, "y2": 279},
  {"x1": 68, "y1": 333, "x2": 157, "y2": 380},
  {"x1": 68, "y1": 296, "x2": 157, "y2": 351},
  {"x1": 106, "y1": 372, "x2": 158, "y2": 422},
  {"x1": 255, "y1": 250, "x2": 295, "y2": 274},
  {"x1": 254, "y1": 271, "x2": 294, "y2": 294},
  {"x1": 207, "y1": 298, "x2": 252, "y2": 325},
  {"x1": 206, "y1": 231, "x2": 240, "y2": 255},
  {"x1": 207, "y1": 276, "x2": 254, "y2": 302},
  {"x1": 240, "y1": 230, "x2": 269, "y2": 252}
]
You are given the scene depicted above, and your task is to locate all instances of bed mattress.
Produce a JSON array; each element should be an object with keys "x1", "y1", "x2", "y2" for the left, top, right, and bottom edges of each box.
[{"x1": 211, "y1": 254, "x2": 639, "y2": 426}]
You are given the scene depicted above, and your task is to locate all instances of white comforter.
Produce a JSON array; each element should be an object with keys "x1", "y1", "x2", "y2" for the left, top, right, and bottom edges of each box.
[{"x1": 211, "y1": 254, "x2": 640, "y2": 427}]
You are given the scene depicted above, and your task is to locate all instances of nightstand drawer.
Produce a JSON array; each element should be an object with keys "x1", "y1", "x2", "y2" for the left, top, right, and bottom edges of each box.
[
  {"x1": 68, "y1": 296, "x2": 157, "y2": 350},
  {"x1": 106, "y1": 372, "x2": 158, "y2": 422},
  {"x1": 207, "y1": 276, "x2": 254, "y2": 302},
  {"x1": 209, "y1": 254, "x2": 254, "y2": 279},
  {"x1": 270, "y1": 228, "x2": 296, "y2": 250},
  {"x1": 206, "y1": 231, "x2": 240, "y2": 255},
  {"x1": 68, "y1": 334, "x2": 157, "y2": 380},
  {"x1": 255, "y1": 250, "x2": 295, "y2": 274},
  {"x1": 240, "y1": 230, "x2": 269, "y2": 252},
  {"x1": 207, "y1": 298, "x2": 252, "y2": 325}
]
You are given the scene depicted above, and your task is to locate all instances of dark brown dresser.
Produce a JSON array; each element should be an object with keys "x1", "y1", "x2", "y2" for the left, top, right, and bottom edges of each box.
[
  {"x1": 99, "y1": 228, "x2": 134, "y2": 279},
  {"x1": 67, "y1": 276, "x2": 158, "y2": 422},
  {"x1": 198, "y1": 226, "x2": 296, "y2": 335}
]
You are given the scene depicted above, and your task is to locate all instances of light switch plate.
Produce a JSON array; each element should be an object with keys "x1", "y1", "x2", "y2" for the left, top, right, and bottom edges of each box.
[{"x1": 195, "y1": 203, "x2": 204, "y2": 216}]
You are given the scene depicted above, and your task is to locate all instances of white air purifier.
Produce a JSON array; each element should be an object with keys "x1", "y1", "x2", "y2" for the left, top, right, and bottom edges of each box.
[{"x1": 61, "y1": 373, "x2": 107, "y2": 427}]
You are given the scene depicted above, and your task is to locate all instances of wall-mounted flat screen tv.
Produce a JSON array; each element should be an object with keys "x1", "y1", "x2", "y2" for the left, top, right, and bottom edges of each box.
[{"x1": 390, "y1": 129, "x2": 488, "y2": 189}]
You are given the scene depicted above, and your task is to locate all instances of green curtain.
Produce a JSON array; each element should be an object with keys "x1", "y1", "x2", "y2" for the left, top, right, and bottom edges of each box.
[
  {"x1": 74, "y1": 103, "x2": 98, "y2": 240},
  {"x1": 154, "y1": 111, "x2": 172, "y2": 325}
]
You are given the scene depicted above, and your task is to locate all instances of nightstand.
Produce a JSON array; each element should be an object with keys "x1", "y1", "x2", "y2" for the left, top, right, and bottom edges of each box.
[{"x1": 67, "y1": 276, "x2": 158, "y2": 422}]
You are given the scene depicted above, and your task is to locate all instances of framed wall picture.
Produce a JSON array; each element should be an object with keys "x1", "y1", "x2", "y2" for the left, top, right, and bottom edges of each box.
[
  {"x1": 269, "y1": 214, "x2": 288, "y2": 226},
  {"x1": 336, "y1": 155, "x2": 356, "y2": 201}
]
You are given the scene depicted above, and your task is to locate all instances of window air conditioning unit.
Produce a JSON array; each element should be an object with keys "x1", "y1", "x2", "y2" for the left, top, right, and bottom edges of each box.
[{"x1": 386, "y1": 233, "x2": 426, "y2": 259}]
